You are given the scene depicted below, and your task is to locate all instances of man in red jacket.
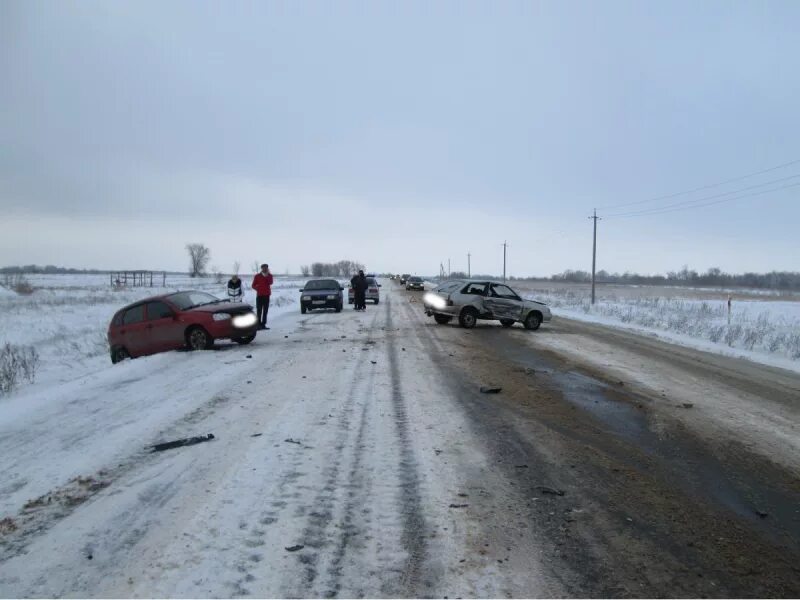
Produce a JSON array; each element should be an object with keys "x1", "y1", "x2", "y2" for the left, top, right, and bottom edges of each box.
[{"x1": 252, "y1": 263, "x2": 274, "y2": 330}]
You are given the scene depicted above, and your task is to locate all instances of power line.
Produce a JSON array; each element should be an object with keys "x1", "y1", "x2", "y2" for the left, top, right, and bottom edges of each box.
[
  {"x1": 604, "y1": 173, "x2": 800, "y2": 218},
  {"x1": 605, "y1": 180, "x2": 800, "y2": 219},
  {"x1": 596, "y1": 158, "x2": 800, "y2": 211}
]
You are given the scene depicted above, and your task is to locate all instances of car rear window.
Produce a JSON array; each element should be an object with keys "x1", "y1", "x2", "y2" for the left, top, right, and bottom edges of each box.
[
  {"x1": 122, "y1": 304, "x2": 145, "y2": 325},
  {"x1": 146, "y1": 301, "x2": 173, "y2": 320},
  {"x1": 367, "y1": 278, "x2": 377, "y2": 286}
]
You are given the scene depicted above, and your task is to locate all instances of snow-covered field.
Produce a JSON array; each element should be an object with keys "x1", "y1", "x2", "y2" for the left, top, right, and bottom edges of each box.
[
  {"x1": 514, "y1": 282, "x2": 800, "y2": 372},
  {"x1": 0, "y1": 274, "x2": 306, "y2": 392}
]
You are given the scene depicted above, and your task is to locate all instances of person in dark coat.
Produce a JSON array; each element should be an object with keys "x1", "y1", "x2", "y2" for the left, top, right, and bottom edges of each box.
[
  {"x1": 227, "y1": 274, "x2": 243, "y2": 302},
  {"x1": 351, "y1": 270, "x2": 368, "y2": 311}
]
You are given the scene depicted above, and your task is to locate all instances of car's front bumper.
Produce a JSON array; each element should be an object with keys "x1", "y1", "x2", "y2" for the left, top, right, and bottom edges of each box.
[
  {"x1": 302, "y1": 298, "x2": 341, "y2": 309},
  {"x1": 207, "y1": 316, "x2": 259, "y2": 339}
]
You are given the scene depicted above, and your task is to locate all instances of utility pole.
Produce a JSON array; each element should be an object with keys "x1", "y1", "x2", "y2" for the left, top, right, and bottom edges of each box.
[
  {"x1": 502, "y1": 241, "x2": 507, "y2": 282},
  {"x1": 448, "y1": 258, "x2": 451, "y2": 279},
  {"x1": 589, "y1": 209, "x2": 601, "y2": 305},
  {"x1": 467, "y1": 253, "x2": 471, "y2": 278}
]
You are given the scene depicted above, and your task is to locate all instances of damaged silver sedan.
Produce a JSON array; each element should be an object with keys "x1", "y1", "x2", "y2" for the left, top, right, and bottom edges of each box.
[{"x1": 422, "y1": 280, "x2": 552, "y2": 330}]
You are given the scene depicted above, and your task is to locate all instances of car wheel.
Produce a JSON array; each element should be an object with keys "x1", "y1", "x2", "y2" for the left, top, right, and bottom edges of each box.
[
  {"x1": 233, "y1": 334, "x2": 256, "y2": 345},
  {"x1": 374, "y1": 299, "x2": 379, "y2": 305},
  {"x1": 186, "y1": 326, "x2": 214, "y2": 350},
  {"x1": 500, "y1": 319, "x2": 515, "y2": 328},
  {"x1": 459, "y1": 307, "x2": 478, "y2": 329},
  {"x1": 524, "y1": 312, "x2": 542, "y2": 331},
  {"x1": 110, "y1": 346, "x2": 129, "y2": 364},
  {"x1": 335, "y1": 302, "x2": 343, "y2": 313},
  {"x1": 301, "y1": 304, "x2": 307, "y2": 314},
  {"x1": 434, "y1": 314, "x2": 452, "y2": 325}
]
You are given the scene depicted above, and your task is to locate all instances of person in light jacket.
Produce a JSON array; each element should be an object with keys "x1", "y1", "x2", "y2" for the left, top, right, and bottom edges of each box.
[
  {"x1": 251, "y1": 264, "x2": 274, "y2": 329},
  {"x1": 227, "y1": 274, "x2": 243, "y2": 302}
]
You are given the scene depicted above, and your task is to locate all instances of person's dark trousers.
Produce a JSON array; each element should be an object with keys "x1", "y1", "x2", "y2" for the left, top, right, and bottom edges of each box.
[
  {"x1": 256, "y1": 295, "x2": 271, "y2": 327},
  {"x1": 355, "y1": 291, "x2": 366, "y2": 310}
]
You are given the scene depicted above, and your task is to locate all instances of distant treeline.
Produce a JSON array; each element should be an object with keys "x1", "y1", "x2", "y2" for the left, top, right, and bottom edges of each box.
[
  {"x1": 0, "y1": 265, "x2": 109, "y2": 275},
  {"x1": 301, "y1": 260, "x2": 365, "y2": 278},
  {"x1": 548, "y1": 266, "x2": 800, "y2": 291}
]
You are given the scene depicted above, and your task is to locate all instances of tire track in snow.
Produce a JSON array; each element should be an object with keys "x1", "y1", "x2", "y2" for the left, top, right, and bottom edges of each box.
[
  {"x1": 384, "y1": 293, "x2": 429, "y2": 596},
  {"x1": 291, "y1": 308, "x2": 383, "y2": 597}
]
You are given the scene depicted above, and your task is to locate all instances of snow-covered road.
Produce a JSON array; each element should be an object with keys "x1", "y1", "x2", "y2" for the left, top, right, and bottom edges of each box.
[
  {"x1": 2, "y1": 282, "x2": 800, "y2": 597},
  {"x1": 0, "y1": 287, "x2": 557, "y2": 598}
]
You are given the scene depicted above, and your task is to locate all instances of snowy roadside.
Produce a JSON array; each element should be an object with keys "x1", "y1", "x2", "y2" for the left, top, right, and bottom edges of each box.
[
  {"x1": 0, "y1": 274, "x2": 303, "y2": 391},
  {"x1": 512, "y1": 284, "x2": 800, "y2": 374}
]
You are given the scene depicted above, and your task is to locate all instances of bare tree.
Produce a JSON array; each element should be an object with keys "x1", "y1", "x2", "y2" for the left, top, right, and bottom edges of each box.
[
  {"x1": 300, "y1": 265, "x2": 310, "y2": 277},
  {"x1": 186, "y1": 243, "x2": 211, "y2": 277},
  {"x1": 232, "y1": 261, "x2": 241, "y2": 275}
]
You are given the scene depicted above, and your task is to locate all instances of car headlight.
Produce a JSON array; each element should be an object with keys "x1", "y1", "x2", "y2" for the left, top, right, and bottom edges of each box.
[
  {"x1": 326, "y1": 294, "x2": 336, "y2": 300},
  {"x1": 212, "y1": 312, "x2": 231, "y2": 321},
  {"x1": 232, "y1": 313, "x2": 257, "y2": 328},
  {"x1": 424, "y1": 293, "x2": 446, "y2": 310},
  {"x1": 302, "y1": 295, "x2": 311, "y2": 301}
]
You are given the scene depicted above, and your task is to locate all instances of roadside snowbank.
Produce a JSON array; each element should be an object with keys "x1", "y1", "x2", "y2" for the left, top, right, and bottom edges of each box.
[{"x1": 0, "y1": 275, "x2": 302, "y2": 393}]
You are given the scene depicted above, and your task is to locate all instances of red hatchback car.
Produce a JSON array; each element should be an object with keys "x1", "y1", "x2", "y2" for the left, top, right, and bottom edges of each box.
[{"x1": 107, "y1": 291, "x2": 259, "y2": 364}]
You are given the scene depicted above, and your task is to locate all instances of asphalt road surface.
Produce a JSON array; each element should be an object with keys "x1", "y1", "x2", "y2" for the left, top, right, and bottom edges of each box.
[{"x1": 1, "y1": 282, "x2": 799, "y2": 597}]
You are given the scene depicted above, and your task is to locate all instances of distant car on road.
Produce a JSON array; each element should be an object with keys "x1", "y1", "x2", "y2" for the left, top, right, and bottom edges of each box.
[
  {"x1": 422, "y1": 280, "x2": 552, "y2": 330},
  {"x1": 300, "y1": 279, "x2": 344, "y2": 314},
  {"x1": 406, "y1": 276, "x2": 425, "y2": 291},
  {"x1": 400, "y1": 274, "x2": 411, "y2": 284},
  {"x1": 348, "y1": 276, "x2": 381, "y2": 305},
  {"x1": 107, "y1": 291, "x2": 259, "y2": 363}
]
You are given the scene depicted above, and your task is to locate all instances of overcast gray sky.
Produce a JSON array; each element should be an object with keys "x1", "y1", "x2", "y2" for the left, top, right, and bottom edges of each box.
[{"x1": 2, "y1": 0, "x2": 799, "y2": 276}]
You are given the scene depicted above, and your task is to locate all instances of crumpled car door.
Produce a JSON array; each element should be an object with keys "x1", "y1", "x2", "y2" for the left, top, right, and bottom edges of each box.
[{"x1": 485, "y1": 285, "x2": 524, "y2": 320}]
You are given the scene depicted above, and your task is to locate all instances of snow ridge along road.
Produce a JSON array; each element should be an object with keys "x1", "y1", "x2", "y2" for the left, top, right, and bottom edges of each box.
[{"x1": 1, "y1": 282, "x2": 799, "y2": 597}]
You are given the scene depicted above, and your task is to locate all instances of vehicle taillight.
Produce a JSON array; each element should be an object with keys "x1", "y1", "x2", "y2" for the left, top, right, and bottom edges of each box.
[{"x1": 369, "y1": 288, "x2": 378, "y2": 293}]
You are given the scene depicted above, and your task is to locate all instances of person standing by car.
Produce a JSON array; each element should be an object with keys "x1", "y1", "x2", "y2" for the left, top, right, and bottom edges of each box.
[
  {"x1": 252, "y1": 264, "x2": 273, "y2": 329},
  {"x1": 351, "y1": 270, "x2": 368, "y2": 311},
  {"x1": 227, "y1": 274, "x2": 243, "y2": 302}
]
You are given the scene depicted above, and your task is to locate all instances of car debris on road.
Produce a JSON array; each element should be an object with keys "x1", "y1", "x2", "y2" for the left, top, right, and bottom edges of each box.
[{"x1": 150, "y1": 433, "x2": 215, "y2": 453}]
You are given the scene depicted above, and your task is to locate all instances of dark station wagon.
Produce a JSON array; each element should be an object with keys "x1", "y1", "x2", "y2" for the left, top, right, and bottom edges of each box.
[{"x1": 107, "y1": 291, "x2": 259, "y2": 363}]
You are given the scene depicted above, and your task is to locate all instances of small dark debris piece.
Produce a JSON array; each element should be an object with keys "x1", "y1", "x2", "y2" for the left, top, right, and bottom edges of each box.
[
  {"x1": 449, "y1": 504, "x2": 469, "y2": 509},
  {"x1": 87, "y1": 554, "x2": 93, "y2": 560},
  {"x1": 480, "y1": 387, "x2": 502, "y2": 394},
  {"x1": 250, "y1": 433, "x2": 263, "y2": 438},
  {"x1": 402, "y1": 347, "x2": 406, "y2": 351},
  {"x1": 302, "y1": 376, "x2": 307, "y2": 379},
  {"x1": 285, "y1": 335, "x2": 289, "y2": 339},
  {"x1": 457, "y1": 493, "x2": 469, "y2": 498},
  {"x1": 370, "y1": 360, "x2": 377, "y2": 365},
  {"x1": 535, "y1": 486, "x2": 565, "y2": 496},
  {"x1": 284, "y1": 438, "x2": 302, "y2": 445},
  {"x1": 247, "y1": 380, "x2": 252, "y2": 384},
  {"x1": 755, "y1": 509, "x2": 769, "y2": 518},
  {"x1": 246, "y1": 354, "x2": 252, "y2": 359},
  {"x1": 151, "y1": 434, "x2": 214, "y2": 453},
  {"x1": 285, "y1": 545, "x2": 304, "y2": 552},
  {"x1": 515, "y1": 464, "x2": 529, "y2": 469},
  {"x1": 682, "y1": 403, "x2": 694, "y2": 409}
]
